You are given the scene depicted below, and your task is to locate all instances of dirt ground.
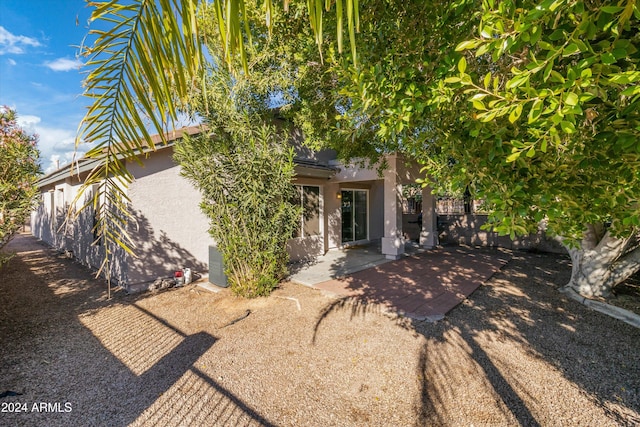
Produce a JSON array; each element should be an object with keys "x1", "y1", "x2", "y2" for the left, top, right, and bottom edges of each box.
[{"x1": 1, "y1": 232, "x2": 639, "y2": 426}]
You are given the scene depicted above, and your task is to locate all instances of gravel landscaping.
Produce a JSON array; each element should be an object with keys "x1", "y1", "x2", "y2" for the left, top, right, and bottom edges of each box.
[{"x1": 1, "y1": 232, "x2": 639, "y2": 426}]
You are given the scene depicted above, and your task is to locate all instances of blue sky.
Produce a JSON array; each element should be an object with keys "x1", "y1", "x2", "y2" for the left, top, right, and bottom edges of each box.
[{"x1": 0, "y1": 0, "x2": 92, "y2": 173}]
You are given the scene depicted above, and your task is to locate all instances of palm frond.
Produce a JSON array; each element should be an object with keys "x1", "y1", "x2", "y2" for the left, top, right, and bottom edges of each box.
[
  {"x1": 74, "y1": 0, "x2": 203, "y2": 284},
  {"x1": 306, "y1": 0, "x2": 359, "y2": 64}
]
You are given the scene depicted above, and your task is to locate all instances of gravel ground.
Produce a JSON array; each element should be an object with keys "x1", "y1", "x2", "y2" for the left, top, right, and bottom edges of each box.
[{"x1": 1, "y1": 232, "x2": 639, "y2": 426}]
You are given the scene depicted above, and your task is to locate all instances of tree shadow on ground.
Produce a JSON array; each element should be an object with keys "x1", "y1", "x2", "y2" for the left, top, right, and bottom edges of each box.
[
  {"x1": 0, "y1": 233, "x2": 275, "y2": 426},
  {"x1": 312, "y1": 248, "x2": 640, "y2": 426}
]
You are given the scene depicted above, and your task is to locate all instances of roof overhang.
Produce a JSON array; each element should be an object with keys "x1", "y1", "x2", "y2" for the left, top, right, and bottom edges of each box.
[{"x1": 294, "y1": 159, "x2": 338, "y2": 179}]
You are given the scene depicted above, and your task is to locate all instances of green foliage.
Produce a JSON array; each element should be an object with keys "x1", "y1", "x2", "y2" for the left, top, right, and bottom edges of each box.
[
  {"x1": 176, "y1": 4, "x2": 307, "y2": 297},
  {"x1": 319, "y1": 0, "x2": 640, "y2": 245},
  {"x1": 196, "y1": 0, "x2": 348, "y2": 154},
  {"x1": 434, "y1": 0, "x2": 640, "y2": 241},
  {"x1": 74, "y1": 0, "x2": 359, "y2": 261},
  {"x1": 0, "y1": 107, "x2": 41, "y2": 263},
  {"x1": 317, "y1": 0, "x2": 480, "y2": 165},
  {"x1": 174, "y1": 124, "x2": 300, "y2": 298}
]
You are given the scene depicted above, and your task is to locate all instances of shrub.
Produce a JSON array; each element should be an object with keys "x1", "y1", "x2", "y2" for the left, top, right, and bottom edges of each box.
[
  {"x1": 0, "y1": 107, "x2": 41, "y2": 264},
  {"x1": 175, "y1": 122, "x2": 300, "y2": 297}
]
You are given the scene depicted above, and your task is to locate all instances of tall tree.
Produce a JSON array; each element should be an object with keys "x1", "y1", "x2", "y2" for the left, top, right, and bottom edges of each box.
[
  {"x1": 78, "y1": 0, "x2": 640, "y2": 299},
  {"x1": 0, "y1": 107, "x2": 41, "y2": 262},
  {"x1": 291, "y1": 0, "x2": 640, "y2": 297},
  {"x1": 173, "y1": 1, "x2": 307, "y2": 297},
  {"x1": 431, "y1": 0, "x2": 640, "y2": 297}
]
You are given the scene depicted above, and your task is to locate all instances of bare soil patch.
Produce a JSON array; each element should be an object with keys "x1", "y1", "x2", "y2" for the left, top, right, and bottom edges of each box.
[{"x1": 1, "y1": 233, "x2": 639, "y2": 426}]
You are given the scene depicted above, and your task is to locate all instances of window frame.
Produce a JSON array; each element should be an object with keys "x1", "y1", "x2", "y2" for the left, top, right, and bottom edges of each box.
[{"x1": 293, "y1": 184, "x2": 323, "y2": 239}]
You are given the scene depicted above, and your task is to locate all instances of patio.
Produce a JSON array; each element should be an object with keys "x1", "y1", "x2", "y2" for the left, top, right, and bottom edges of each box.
[{"x1": 290, "y1": 243, "x2": 511, "y2": 321}]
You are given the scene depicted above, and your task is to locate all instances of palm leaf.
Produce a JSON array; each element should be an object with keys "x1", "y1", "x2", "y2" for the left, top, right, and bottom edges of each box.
[{"x1": 74, "y1": 0, "x2": 203, "y2": 288}]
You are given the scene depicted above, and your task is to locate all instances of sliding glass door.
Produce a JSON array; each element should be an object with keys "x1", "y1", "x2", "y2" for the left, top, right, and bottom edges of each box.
[{"x1": 341, "y1": 189, "x2": 368, "y2": 244}]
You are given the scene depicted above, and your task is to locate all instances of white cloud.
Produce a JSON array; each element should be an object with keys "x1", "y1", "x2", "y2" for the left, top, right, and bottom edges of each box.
[
  {"x1": 45, "y1": 152, "x2": 80, "y2": 174},
  {"x1": 13, "y1": 114, "x2": 87, "y2": 174},
  {"x1": 44, "y1": 57, "x2": 83, "y2": 72},
  {"x1": 7, "y1": 58, "x2": 16, "y2": 66},
  {"x1": 16, "y1": 114, "x2": 41, "y2": 130},
  {"x1": 39, "y1": 126, "x2": 75, "y2": 150},
  {"x1": 0, "y1": 26, "x2": 41, "y2": 55}
]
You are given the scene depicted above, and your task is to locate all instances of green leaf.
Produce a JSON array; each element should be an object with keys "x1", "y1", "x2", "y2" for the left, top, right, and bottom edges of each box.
[
  {"x1": 601, "y1": 6, "x2": 624, "y2": 14},
  {"x1": 549, "y1": 70, "x2": 565, "y2": 83},
  {"x1": 476, "y1": 43, "x2": 491, "y2": 57},
  {"x1": 480, "y1": 26, "x2": 494, "y2": 38},
  {"x1": 483, "y1": 72, "x2": 492, "y2": 89},
  {"x1": 543, "y1": 60, "x2": 554, "y2": 81},
  {"x1": 506, "y1": 74, "x2": 529, "y2": 89},
  {"x1": 456, "y1": 39, "x2": 482, "y2": 51},
  {"x1": 560, "y1": 120, "x2": 576, "y2": 133},
  {"x1": 479, "y1": 110, "x2": 497, "y2": 122},
  {"x1": 538, "y1": 41, "x2": 554, "y2": 50},
  {"x1": 621, "y1": 86, "x2": 640, "y2": 96},
  {"x1": 562, "y1": 43, "x2": 580, "y2": 56},
  {"x1": 472, "y1": 100, "x2": 487, "y2": 110},
  {"x1": 508, "y1": 104, "x2": 523, "y2": 123},
  {"x1": 458, "y1": 56, "x2": 467, "y2": 73},
  {"x1": 506, "y1": 152, "x2": 520, "y2": 162},
  {"x1": 609, "y1": 74, "x2": 631, "y2": 84},
  {"x1": 601, "y1": 52, "x2": 616, "y2": 64},
  {"x1": 565, "y1": 92, "x2": 579, "y2": 106},
  {"x1": 528, "y1": 99, "x2": 543, "y2": 123}
]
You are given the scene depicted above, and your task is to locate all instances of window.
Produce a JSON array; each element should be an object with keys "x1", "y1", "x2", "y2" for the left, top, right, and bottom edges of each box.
[{"x1": 293, "y1": 185, "x2": 321, "y2": 238}]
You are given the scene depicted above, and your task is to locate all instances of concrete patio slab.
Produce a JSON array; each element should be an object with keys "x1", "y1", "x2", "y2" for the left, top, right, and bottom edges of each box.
[
  {"x1": 309, "y1": 246, "x2": 511, "y2": 321},
  {"x1": 288, "y1": 241, "x2": 424, "y2": 286}
]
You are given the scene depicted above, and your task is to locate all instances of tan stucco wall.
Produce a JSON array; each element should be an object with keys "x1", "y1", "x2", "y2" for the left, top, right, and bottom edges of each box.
[
  {"x1": 31, "y1": 179, "x2": 127, "y2": 285},
  {"x1": 126, "y1": 150, "x2": 213, "y2": 284}
]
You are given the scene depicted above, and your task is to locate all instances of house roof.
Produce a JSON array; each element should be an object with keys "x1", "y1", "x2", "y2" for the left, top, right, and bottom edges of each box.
[
  {"x1": 37, "y1": 125, "x2": 336, "y2": 188},
  {"x1": 37, "y1": 126, "x2": 205, "y2": 188}
]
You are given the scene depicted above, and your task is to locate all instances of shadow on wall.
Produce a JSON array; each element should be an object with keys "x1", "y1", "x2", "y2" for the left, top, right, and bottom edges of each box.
[
  {"x1": 287, "y1": 235, "x2": 333, "y2": 275},
  {"x1": 31, "y1": 202, "x2": 207, "y2": 290},
  {"x1": 438, "y1": 214, "x2": 566, "y2": 253},
  {"x1": 126, "y1": 209, "x2": 208, "y2": 287},
  {"x1": 31, "y1": 201, "x2": 128, "y2": 286}
]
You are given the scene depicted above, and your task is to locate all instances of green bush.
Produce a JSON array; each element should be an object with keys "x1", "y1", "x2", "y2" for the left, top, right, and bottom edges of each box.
[
  {"x1": 175, "y1": 123, "x2": 300, "y2": 297},
  {"x1": 1, "y1": 107, "x2": 41, "y2": 264}
]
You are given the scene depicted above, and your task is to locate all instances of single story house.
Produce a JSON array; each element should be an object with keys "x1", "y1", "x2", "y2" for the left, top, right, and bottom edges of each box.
[{"x1": 31, "y1": 126, "x2": 439, "y2": 291}]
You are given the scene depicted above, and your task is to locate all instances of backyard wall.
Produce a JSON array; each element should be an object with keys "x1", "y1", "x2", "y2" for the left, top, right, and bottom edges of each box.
[{"x1": 437, "y1": 214, "x2": 566, "y2": 254}]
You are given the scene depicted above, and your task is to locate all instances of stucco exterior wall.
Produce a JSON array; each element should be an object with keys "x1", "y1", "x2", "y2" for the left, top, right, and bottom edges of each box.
[
  {"x1": 324, "y1": 182, "x2": 342, "y2": 250},
  {"x1": 126, "y1": 150, "x2": 212, "y2": 285},
  {"x1": 31, "y1": 179, "x2": 127, "y2": 285},
  {"x1": 30, "y1": 145, "x2": 439, "y2": 288},
  {"x1": 368, "y1": 180, "x2": 385, "y2": 241}
]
